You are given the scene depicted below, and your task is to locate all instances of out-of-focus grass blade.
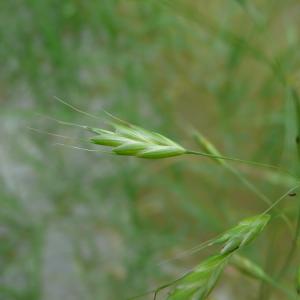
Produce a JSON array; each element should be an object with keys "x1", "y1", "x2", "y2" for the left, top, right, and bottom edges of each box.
[{"x1": 193, "y1": 131, "x2": 226, "y2": 167}]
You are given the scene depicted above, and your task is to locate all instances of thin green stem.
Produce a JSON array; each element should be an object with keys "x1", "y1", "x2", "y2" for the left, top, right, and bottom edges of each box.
[
  {"x1": 278, "y1": 196, "x2": 300, "y2": 279},
  {"x1": 225, "y1": 164, "x2": 294, "y2": 232},
  {"x1": 263, "y1": 185, "x2": 300, "y2": 214},
  {"x1": 186, "y1": 150, "x2": 293, "y2": 175},
  {"x1": 187, "y1": 146, "x2": 299, "y2": 234}
]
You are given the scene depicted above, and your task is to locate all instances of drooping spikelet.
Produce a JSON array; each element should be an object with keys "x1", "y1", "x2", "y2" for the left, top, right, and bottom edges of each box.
[
  {"x1": 167, "y1": 253, "x2": 231, "y2": 300},
  {"x1": 230, "y1": 254, "x2": 268, "y2": 281},
  {"x1": 215, "y1": 214, "x2": 270, "y2": 255},
  {"x1": 89, "y1": 117, "x2": 186, "y2": 159},
  {"x1": 163, "y1": 214, "x2": 270, "y2": 300}
]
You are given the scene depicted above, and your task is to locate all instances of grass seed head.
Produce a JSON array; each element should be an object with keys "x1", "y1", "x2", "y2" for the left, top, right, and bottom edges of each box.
[
  {"x1": 89, "y1": 117, "x2": 186, "y2": 159},
  {"x1": 230, "y1": 254, "x2": 268, "y2": 281},
  {"x1": 167, "y1": 253, "x2": 231, "y2": 300},
  {"x1": 216, "y1": 214, "x2": 270, "y2": 254}
]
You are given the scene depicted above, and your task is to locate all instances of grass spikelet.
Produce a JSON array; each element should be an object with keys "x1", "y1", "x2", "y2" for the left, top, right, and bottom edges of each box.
[
  {"x1": 230, "y1": 254, "x2": 268, "y2": 281},
  {"x1": 166, "y1": 253, "x2": 231, "y2": 300},
  {"x1": 89, "y1": 116, "x2": 187, "y2": 159},
  {"x1": 215, "y1": 214, "x2": 270, "y2": 254},
  {"x1": 153, "y1": 214, "x2": 270, "y2": 300}
]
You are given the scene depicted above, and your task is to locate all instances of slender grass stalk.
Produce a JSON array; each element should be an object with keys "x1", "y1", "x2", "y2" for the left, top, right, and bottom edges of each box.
[
  {"x1": 292, "y1": 88, "x2": 300, "y2": 161},
  {"x1": 263, "y1": 185, "x2": 300, "y2": 214},
  {"x1": 192, "y1": 131, "x2": 294, "y2": 231},
  {"x1": 274, "y1": 88, "x2": 300, "y2": 287},
  {"x1": 186, "y1": 150, "x2": 296, "y2": 179},
  {"x1": 186, "y1": 150, "x2": 275, "y2": 169},
  {"x1": 193, "y1": 131, "x2": 273, "y2": 205},
  {"x1": 278, "y1": 197, "x2": 300, "y2": 279}
]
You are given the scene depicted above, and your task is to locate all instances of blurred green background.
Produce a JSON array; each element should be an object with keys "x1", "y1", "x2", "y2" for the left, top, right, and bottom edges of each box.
[{"x1": 1, "y1": 1, "x2": 300, "y2": 299}]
